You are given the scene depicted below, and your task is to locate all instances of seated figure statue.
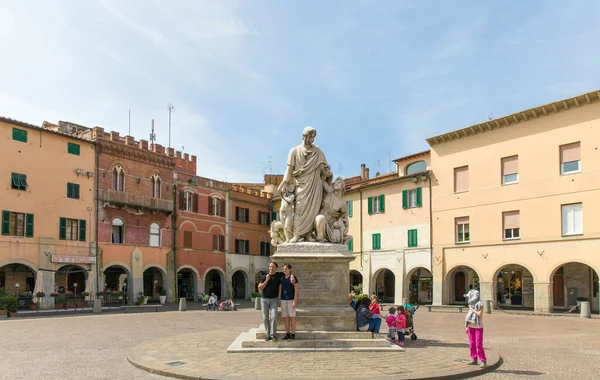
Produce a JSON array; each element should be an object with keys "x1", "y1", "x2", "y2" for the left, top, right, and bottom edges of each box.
[{"x1": 315, "y1": 176, "x2": 353, "y2": 244}]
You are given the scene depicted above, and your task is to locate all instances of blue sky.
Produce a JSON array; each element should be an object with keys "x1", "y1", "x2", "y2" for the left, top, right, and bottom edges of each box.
[{"x1": 1, "y1": 1, "x2": 599, "y2": 182}]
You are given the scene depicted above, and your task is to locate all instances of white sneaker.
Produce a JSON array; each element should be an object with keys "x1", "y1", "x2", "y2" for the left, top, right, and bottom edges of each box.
[{"x1": 480, "y1": 361, "x2": 487, "y2": 368}]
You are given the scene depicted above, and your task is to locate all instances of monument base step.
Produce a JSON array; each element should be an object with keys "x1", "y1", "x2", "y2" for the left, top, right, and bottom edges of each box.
[{"x1": 227, "y1": 327, "x2": 404, "y2": 353}]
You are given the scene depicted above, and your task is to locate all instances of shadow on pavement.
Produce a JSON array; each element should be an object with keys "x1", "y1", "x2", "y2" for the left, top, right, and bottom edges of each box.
[{"x1": 410, "y1": 338, "x2": 469, "y2": 348}]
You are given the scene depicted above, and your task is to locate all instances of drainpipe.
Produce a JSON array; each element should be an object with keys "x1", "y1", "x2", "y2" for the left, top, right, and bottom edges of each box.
[
  {"x1": 171, "y1": 182, "x2": 177, "y2": 303},
  {"x1": 358, "y1": 189, "x2": 363, "y2": 269},
  {"x1": 428, "y1": 172, "x2": 433, "y2": 273},
  {"x1": 95, "y1": 144, "x2": 100, "y2": 296}
]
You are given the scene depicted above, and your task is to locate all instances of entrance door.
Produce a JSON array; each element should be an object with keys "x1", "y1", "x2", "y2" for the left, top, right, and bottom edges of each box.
[
  {"x1": 454, "y1": 271, "x2": 466, "y2": 302},
  {"x1": 553, "y1": 274, "x2": 564, "y2": 307}
]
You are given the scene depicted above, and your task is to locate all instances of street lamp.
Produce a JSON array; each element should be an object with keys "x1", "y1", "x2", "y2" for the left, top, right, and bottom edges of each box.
[
  {"x1": 15, "y1": 283, "x2": 19, "y2": 298},
  {"x1": 74, "y1": 283, "x2": 78, "y2": 311}
]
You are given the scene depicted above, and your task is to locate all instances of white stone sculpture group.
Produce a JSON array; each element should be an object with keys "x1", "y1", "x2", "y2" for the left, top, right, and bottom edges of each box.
[{"x1": 270, "y1": 127, "x2": 353, "y2": 246}]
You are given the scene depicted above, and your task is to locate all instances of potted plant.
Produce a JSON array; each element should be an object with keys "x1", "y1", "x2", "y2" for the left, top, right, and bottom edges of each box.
[
  {"x1": 251, "y1": 291, "x2": 261, "y2": 302},
  {"x1": 159, "y1": 288, "x2": 167, "y2": 304},
  {"x1": 0, "y1": 289, "x2": 17, "y2": 318},
  {"x1": 36, "y1": 291, "x2": 45, "y2": 298},
  {"x1": 135, "y1": 292, "x2": 146, "y2": 306}
]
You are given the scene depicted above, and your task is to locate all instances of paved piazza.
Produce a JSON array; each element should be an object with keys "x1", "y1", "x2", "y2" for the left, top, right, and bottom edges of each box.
[{"x1": 1, "y1": 304, "x2": 600, "y2": 379}]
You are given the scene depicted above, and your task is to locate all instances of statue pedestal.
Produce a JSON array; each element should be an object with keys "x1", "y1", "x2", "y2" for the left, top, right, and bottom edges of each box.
[{"x1": 272, "y1": 242, "x2": 356, "y2": 331}]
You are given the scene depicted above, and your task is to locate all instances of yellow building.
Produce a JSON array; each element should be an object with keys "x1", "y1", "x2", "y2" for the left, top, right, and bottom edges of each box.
[
  {"x1": 0, "y1": 118, "x2": 96, "y2": 308},
  {"x1": 427, "y1": 90, "x2": 600, "y2": 313}
]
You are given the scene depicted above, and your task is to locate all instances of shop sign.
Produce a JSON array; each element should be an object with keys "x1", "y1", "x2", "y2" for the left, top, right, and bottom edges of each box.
[
  {"x1": 419, "y1": 277, "x2": 433, "y2": 281},
  {"x1": 51, "y1": 255, "x2": 96, "y2": 264}
]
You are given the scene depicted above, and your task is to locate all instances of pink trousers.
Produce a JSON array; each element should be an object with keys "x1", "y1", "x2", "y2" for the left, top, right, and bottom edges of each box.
[{"x1": 467, "y1": 327, "x2": 487, "y2": 362}]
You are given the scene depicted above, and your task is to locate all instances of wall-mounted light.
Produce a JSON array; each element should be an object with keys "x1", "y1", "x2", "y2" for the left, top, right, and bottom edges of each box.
[
  {"x1": 420, "y1": 175, "x2": 428, "y2": 181},
  {"x1": 411, "y1": 177, "x2": 418, "y2": 183},
  {"x1": 86, "y1": 171, "x2": 94, "y2": 178},
  {"x1": 76, "y1": 168, "x2": 84, "y2": 176}
]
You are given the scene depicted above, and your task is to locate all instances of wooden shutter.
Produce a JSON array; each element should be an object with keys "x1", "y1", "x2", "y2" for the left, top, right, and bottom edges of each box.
[
  {"x1": 183, "y1": 231, "x2": 192, "y2": 248},
  {"x1": 347, "y1": 201, "x2": 353, "y2": 217},
  {"x1": 2, "y1": 211, "x2": 10, "y2": 235},
  {"x1": 235, "y1": 207, "x2": 240, "y2": 221},
  {"x1": 192, "y1": 193, "x2": 199, "y2": 213},
  {"x1": 178, "y1": 191, "x2": 185, "y2": 210},
  {"x1": 219, "y1": 235, "x2": 225, "y2": 251},
  {"x1": 245, "y1": 240, "x2": 249, "y2": 254},
  {"x1": 74, "y1": 184, "x2": 80, "y2": 199},
  {"x1": 212, "y1": 235, "x2": 218, "y2": 250},
  {"x1": 245, "y1": 208, "x2": 249, "y2": 223},
  {"x1": 59, "y1": 217, "x2": 67, "y2": 240},
  {"x1": 367, "y1": 197, "x2": 373, "y2": 215},
  {"x1": 379, "y1": 194, "x2": 385, "y2": 213},
  {"x1": 416, "y1": 187, "x2": 422, "y2": 207},
  {"x1": 208, "y1": 197, "x2": 213, "y2": 215},
  {"x1": 25, "y1": 214, "x2": 34, "y2": 237},
  {"x1": 348, "y1": 240, "x2": 353, "y2": 252},
  {"x1": 271, "y1": 211, "x2": 277, "y2": 222},
  {"x1": 220, "y1": 199, "x2": 226, "y2": 217},
  {"x1": 79, "y1": 219, "x2": 86, "y2": 241}
]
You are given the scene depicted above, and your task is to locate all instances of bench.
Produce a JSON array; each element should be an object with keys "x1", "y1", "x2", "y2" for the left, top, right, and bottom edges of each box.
[
  {"x1": 202, "y1": 303, "x2": 240, "y2": 311},
  {"x1": 121, "y1": 305, "x2": 163, "y2": 313},
  {"x1": 425, "y1": 305, "x2": 464, "y2": 313}
]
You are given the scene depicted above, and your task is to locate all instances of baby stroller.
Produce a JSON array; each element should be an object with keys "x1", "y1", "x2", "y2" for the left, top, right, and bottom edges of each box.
[
  {"x1": 403, "y1": 303, "x2": 419, "y2": 341},
  {"x1": 218, "y1": 299, "x2": 236, "y2": 311}
]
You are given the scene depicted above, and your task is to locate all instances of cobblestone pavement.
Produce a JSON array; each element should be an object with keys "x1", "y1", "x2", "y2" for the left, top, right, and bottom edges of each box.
[{"x1": 1, "y1": 304, "x2": 599, "y2": 379}]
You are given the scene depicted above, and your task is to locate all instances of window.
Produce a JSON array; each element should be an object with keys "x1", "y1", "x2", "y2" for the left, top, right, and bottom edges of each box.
[
  {"x1": 271, "y1": 211, "x2": 278, "y2": 222},
  {"x1": 151, "y1": 174, "x2": 161, "y2": 198},
  {"x1": 184, "y1": 192, "x2": 193, "y2": 212},
  {"x1": 402, "y1": 188, "x2": 422, "y2": 209},
  {"x1": 406, "y1": 160, "x2": 427, "y2": 175},
  {"x1": 501, "y1": 156, "x2": 519, "y2": 185},
  {"x1": 1, "y1": 211, "x2": 33, "y2": 237},
  {"x1": 183, "y1": 231, "x2": 193, "y2": 248},
  {"x1": 112, "y1": 165, "x2": 125, "y2": 191},
  {"x1": 260, "y1": 241, "x2": 270, "y2": 256},
  {"x1": 562, "y1": 203, "x2": 582, "y2": 236},
  {"x1": 407, "y1": 229, "x2": 418, "y2": 247},
  {"x1": 368, "y1": 195, "x2": 385, "y2": 215},
  {"x1": 67, "y1": 183, "x2": 80, "y2": 199},
  {"x1": 347, "y1": 200, "x2": 353, "y2": 217},
  {"x1": 258, "y1": 211, "x2": 271, "y2": 225},
  {"x1": 212, "y1": 235, "x2": 225, "y2": 251},
  {"x1": 347, "y1": 239, "x2": 353, "y2": 252},
  {"x1": 455, "y1": 217, "x2": 470, "y2": 243},
  {"x1": 372, "y1": 233, "x2": 381, "y2": 250},
  {"x1": 59, "y1": 217, "x2": 86, "y2": 241},
  {"x1": 12, "y1": 128, "x2": 27, "y2": 143},
  {"x1": 149, "y1": 223, "x2": 160, "y2": 247},
  {"x1": 235, "y1": 239, "x2": 249, "y2": 254},
  {"x1": 454, "y1": 166, "x2": 469, "y2": 193},
  {"x1": 67, "y1": 142, "x2": 80, "y2": 156},
  {"x1": 560, "y1": 142, "x2": 581, "y2": 175},
  {"x1": 11, "y1": 173, "x2": 27, "y2": 191},
  {"x1": 236, "y1": 207, "x2": 250, "y2": 222},
  {"x1": 209, "y1": 197, "x2": 225, "y2": 216},
  {"x1": 503, "y1": 211, "x2": 520, "y2": 240},
  {"x1": 111, "y1": 218, "x2": 124, "y2": 244}
]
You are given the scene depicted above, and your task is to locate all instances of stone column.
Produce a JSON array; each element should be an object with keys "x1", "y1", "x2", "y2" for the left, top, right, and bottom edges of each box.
[
  {"x1": 394, "y1": 250, "x2": 405, "y2": 305},
  {"x1": 534, "y1": 282, "x2": 551, "y2": 313},
  {"x1": 361, "y1": 252, "x2": 371, "y2": 296},
  {"x1": 432, "y1": 247, "x2": 444, "y2": 305},
  {"x1": 479, "y1": 281, "x2": 494, "y2": 310},
  {"x1": 131, "y1": 248, "x2": 144, "y2": 304},
  {"x1": 166, "y1": 249, "x2": 176, "y2": 303},
  {"x1": 273, "y1": 242, "x2": 356, "y2": 331}
]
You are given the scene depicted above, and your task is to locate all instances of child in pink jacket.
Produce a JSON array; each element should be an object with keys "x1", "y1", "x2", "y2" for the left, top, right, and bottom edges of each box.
[{"x1": 395, "y1": 305, "x2": 407, "y2": 346}]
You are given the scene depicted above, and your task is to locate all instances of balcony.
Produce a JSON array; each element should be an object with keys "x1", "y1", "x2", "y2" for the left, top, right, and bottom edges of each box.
[{"x1": 99, "y1": 189, "x2": 173, "y2": 213}]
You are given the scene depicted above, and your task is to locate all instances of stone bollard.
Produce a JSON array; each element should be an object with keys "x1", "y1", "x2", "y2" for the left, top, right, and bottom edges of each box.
[
  {"x1": 485, "y1": 300, "x2": 492, "y2": 314},
  {"x1": 402, "y1": 298, "x2": 409, "y2": 305},
  {"x1": 93, "y1": 299, "x2": 102, "y2": 314},
  {"x1": 179, "y1": 298, "x2": 187, "y2": 312},
  {"x1": 255, "y1": 297, "x2": 261, "y2": 310},
  {"x1": 580, "y1": 301, "x2": 591, "y2": 318}
]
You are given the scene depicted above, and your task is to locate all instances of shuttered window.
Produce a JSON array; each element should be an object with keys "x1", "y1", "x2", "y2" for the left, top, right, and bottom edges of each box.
[
  {"x1": 454, "y1": 166, "x2": 469, "y2": 193},
  {"x1": 347, "y1": 239, "x2": 353, "y2": 252},
  {"x1": 367, "y1": 195, "x2": 385, "y2": 215},
  {"x1": 503, "y1": 211, "x2": 520, "y2": 240},
  {"x1": 67, "y1": 142, "x2": 80, "y2": 156},
  {"x1": 12, "y1": 128, "x2": 27, "y2": 143},
  {"x1": 11, "y1": 173, "x2": 27, "y2": 191},
  {"x1": 347, "y1": 200, "x2": 353, "y2": 217},
  {"x1": 560, "y1": 142, "x2": 581, "y2": 175},
  {"x1": 67, "y1": 183, "x2": 80, "y2": 199},
  {"x1": 501, "y1": 156, "x2": 519, "y2": 185},
  {"x1": 372, "y1": 233, "x2": 381, "y2": 250},
  {"x1": 407, "y1": 229, "x2": 418, "y2": 247},
  {"x1": 2, "y1": 211, "x2": 33, "y2": 237},
  {"x1": 183, "y1": 231, "x2": 193, "y2": 248}
]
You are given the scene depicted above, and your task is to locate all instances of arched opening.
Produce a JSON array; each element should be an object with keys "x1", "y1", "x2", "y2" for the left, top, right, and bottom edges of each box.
[
  {"x1": 349, "y1": 270, "x2": 363, "y2": 294},
  {"x1": 373, "y1": 269, "x2": 395, "y2": 302},
  {"x1": 494, "y1": 264, "x2": 533, "y2": 308},
  {"x1": 406, "y1": 160, "x2": 427, "y2": 175},
  {"x1": 205, "y1": 269, "x2": 223, "y2": 299},
  {"x1": 255, "y1": 271, "x2": 267, "y2": 292},
  {"x1": 103, "y1": 265, "x2": 131, "y2": 305},
  {"x1": 177, "y1": 268, "x2": 196, "y2": 300},
  {"x1": 149, "y1": 222, "x2": 160, "y2": 247},
  {"x1": 143, "y1": 267, "x2": 165, "y2": 302},
  {"x1": 0, "y1": 263, "x2": 36, "y2": 310},
  {"x1": 446, "y1": 266, "x2": 479, "y2": 304},
  {"x1": 55, "y1": 265, "x2": 87, "y2": 293},
  {"x1": 407, "y1": 267, "x2": 432, "y2": 305},
  {"x1": 232, "y1": 270, "x2": 247, "y2": 299},
  {"x1": 111, "y1": 218, "x2": 124, "y2": 244},
  {"x1": 551, "y1": 263, "x2": 599, "y2": 314}
]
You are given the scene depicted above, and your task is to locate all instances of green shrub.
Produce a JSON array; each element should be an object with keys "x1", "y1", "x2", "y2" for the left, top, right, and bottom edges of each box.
[
  {"x1": 354, "y1": 294, "x2": 369, "y2": 301},
  {"x1": 0, "y1": 294, "x2": 18, "y2": 313},
  {"x1": 159, "y1": 288, "x2": 166, "y2": 296},
  {"x1": 251, "y1": 291, "x2": 261, "y2": 298},
  {"x1": 577, "y1": 297, "x2": 590, "y2": 302}
]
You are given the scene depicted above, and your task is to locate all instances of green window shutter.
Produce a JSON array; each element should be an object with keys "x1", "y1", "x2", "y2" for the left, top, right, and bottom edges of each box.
[
  {"x1": 408, "y1": 229, "x2": 418, "y2": 247},
  {"x1": 59, "y1": 217, "x2": 66, "y2": 240},
  {"x1": 67, "y1": 142, "x2": 80, "y2": 156},
  {"x1": 347, "y1": 200, "x2": 353, "y2": 217},
  {"x1": 67, "y1": 183, "x2": 72, "y2": 198},
  {"x1": 2, "y1": 210, "x2": 10, "y2": 235},
  {"x1": 74, "y1": 184, "x2": 80, "y2": 199},
  {"x1": 12, "y1": 173, "x2": 19, "y2": 189},
  {"x1": 12, "y1": 128, "x2": 27, "y2": 142},
  {"x1": 347, "y1": 240, "x2": 353, "y2": 252},
  {"x1": 367, "y1": 197, "x2": 373, "y2": 215},
  {"x1": 271, "y1": 211, "x2": 277, "y2": 222},
  {"x1": 25, "y1": 214, "x2": 34, "y2": 237},
  {"x1": 416, "y1": 187, "x2": 422, "y2": 207},
  {"x1": 373, "y1": 233, "x2": 381, "y2": 250},
  {"x1": 402, "y1": 190, "x2": 408, "y2": 209},
  {"x1": 79, "y1": 219, "x2": 86, "y2": 242},
  {"x1": 379, "y1": 194, "x2": 385, "y2": 213}
]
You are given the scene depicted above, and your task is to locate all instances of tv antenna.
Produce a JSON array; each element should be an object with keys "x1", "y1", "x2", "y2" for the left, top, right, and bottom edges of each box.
[
  {"x1": 149, "y1": 119, "x2": 156, "y2": 147},
  {"x1": 338, "y1": 163, "x2": 343, "y2": 175},
  {"x1": 168, "y1": 103, "x2": 175, "y2": 148},
  {"x1": 261, "y1": 156, "x2": 272, "y2": 175}
]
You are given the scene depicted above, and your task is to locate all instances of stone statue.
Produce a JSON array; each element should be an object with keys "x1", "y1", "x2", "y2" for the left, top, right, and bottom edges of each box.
[
  {"x1": 315, "y1": 177, "x2": 352, "y2": 244},
  {"x1": 276, "y1": 127, "x2": 352, "y2": 245},
  {"x1": 278, "y1": 126, "x2": 329, "y2": 243}
]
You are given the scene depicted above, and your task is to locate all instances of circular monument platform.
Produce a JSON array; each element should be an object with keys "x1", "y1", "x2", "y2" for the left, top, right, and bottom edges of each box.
[{"x1": 127, "y1": 329, "x2": 501, "y2": 380}]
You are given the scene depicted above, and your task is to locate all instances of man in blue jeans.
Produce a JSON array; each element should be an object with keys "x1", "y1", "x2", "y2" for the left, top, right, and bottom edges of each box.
[{"x1": 258, "y1": 262, "x2": 283, "y2": 341}]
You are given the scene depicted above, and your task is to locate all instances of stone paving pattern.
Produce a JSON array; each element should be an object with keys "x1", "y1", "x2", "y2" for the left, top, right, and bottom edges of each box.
[{"x1": 1, "y1": 303, "x2": 600, "y2": 379}]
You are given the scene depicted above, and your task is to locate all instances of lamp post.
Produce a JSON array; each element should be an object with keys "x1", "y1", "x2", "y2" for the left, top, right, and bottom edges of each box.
[
  {"x1": 74, "y1": 283, "x2": 78, "y2": 311},
  {"x1": 15, "y1": 283, "x2": 19, "y2": 297}
]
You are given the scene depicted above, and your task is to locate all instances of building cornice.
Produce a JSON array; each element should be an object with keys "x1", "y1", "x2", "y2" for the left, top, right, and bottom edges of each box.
[
  {"x1": 98, "y1": 140, "x2": 175, "y2": 169},
  {"x1": 426, "y1": 89, "x2": 600, "y2": 146},
  {"x1": 0, "y1": 116, "x2": 94, "y2": 144}
]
